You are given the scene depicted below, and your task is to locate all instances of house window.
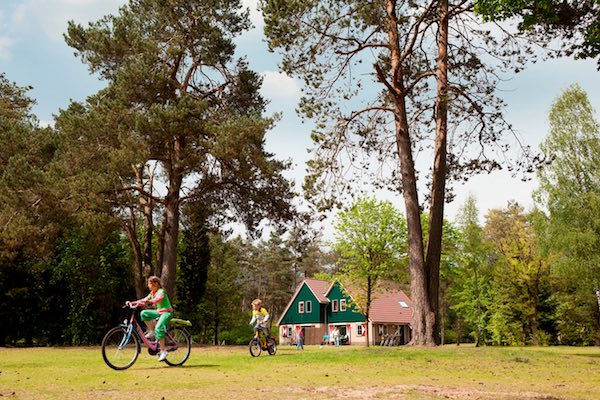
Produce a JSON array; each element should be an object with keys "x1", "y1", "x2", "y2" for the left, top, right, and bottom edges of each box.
[
  {"x1": 340, "y1": 299, "x2": 346, "y2": 311},
  {"x1": 287, "y1": 326, "x2": 293, "y2": 337},
  {"x1": 357, "y1": 324, "x2": 365, "y2": 336},
  {"x1": 306, "y1": 300, "x2": 312, "y2": 313},
  {"x1": 332, "y1": 299, "x2": 339, "y2": 312},
  {"x1": 399, "y1": 301, "x2": 409, "y2": 308},
  {"x1": 298, "y1": 301, "x2": 305, "y2": 313}
]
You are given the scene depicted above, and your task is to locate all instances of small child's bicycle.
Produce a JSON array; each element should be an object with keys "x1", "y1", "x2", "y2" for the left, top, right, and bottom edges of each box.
[
  {"x1": 101, "y1": 302, "x2": 192, "y2": 370},
  {"x1": 249, "y1": 325, "x2": 277, "y2": 357}
]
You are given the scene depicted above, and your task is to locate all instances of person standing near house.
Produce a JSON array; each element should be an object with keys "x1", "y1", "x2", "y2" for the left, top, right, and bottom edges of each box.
[
  {"x1": 331, "y1": 326, "x2": 340, "y2": 347},
  {"x1": 295, "y1": 326, "x2": 304, "y2": 350}
]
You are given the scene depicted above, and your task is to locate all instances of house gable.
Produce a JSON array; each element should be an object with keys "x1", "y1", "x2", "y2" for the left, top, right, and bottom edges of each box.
[
  {"x1": 278, "y1": 282, "x2": 323, "y2": 325},
  {"x1": 326, "y1": 281, "x2": 365, "y2": 323}
]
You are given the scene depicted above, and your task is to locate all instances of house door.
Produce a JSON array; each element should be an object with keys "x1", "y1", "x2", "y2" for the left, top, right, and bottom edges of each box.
[{"x1": 303, "y1": 326, "x2": 325, "y2": 345}]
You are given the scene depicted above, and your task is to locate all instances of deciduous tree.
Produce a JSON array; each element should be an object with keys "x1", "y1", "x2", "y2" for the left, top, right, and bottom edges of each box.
[
  {"x1": 484, "y1": 203, "x2": 553, "y2": 345},
  {"x1": 333, "y1": 196, "x2": 407, "y2": 346},
  {"x1": 534, "y1": 84, "x2": 600, "y2": 344}
]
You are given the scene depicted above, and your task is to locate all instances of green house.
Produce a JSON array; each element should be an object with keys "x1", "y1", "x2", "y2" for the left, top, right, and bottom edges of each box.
[{"x1": 277, "y1": 278, "x2": 413, "y2": 346}]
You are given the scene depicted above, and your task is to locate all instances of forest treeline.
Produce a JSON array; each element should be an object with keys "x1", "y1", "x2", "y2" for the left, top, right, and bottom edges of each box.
[
  {"x1": 2, "y1": 80, "x2": 599, "y2": 346},
  {"x1": 1, "y1": 82, "x2": 599, "y2": 346},
  {"x1": 1, "y1": 1, "x2": 599, "y2": 347}
]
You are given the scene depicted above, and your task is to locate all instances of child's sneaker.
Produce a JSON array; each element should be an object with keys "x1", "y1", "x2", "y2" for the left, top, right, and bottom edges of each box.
[{"x1": 158, "y1": 350, "x2": 168, "y2": 362}]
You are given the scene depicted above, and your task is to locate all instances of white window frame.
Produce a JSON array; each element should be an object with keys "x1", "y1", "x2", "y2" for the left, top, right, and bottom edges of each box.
[
  {"x1": 357, "y1": 324, "x2": 364, "y2": 336},
  {"x1": 306, "y1": 300, "x2": 312, "y2": 313},
  {"x1": 332, "y1": 299, "x2": 339, "y2": 312},
  {"x1": 340, "y1": 299, "x2": 346, "y2": 312},
  {"x1": 298, "y1": 301, "x2": 305, "y2": 313},
  {"x1": 287, "y1": 326, "x2": 293, "y2": 337}
]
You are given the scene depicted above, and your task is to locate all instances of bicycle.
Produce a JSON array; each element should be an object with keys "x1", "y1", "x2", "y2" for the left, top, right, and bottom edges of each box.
[
  {"x1": 249, "y1": 324, "x2": 277, "y2": 357},
  {"x1": 101, "y1": 302, "x2": 192, "y2": 370}
]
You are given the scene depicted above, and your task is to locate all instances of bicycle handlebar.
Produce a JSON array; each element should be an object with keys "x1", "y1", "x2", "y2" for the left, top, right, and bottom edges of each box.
[{"x1": 124, "y1": 301, "x2": 141, "y2": 309}]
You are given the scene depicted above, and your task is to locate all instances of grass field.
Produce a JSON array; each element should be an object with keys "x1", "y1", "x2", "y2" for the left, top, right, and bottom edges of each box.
[{"x1": 1, "y1": 344, "x2": 599, "y2": 399}]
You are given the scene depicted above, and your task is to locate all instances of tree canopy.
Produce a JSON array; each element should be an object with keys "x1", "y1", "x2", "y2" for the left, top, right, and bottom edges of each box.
[
  {"x1": 260, "y1": 0, "x2": 541, "y2": 345},
  {"x1": 475, "y1": 0, "x2": 600, "y2": 68},
  {"x1": 57, "y1": 0, "x2": 296, "y2": 295}
]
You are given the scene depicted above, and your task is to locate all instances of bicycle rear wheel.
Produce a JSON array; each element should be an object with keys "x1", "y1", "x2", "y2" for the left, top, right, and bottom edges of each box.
[
  {"x1": 164, "y1": 327, "x2": 191, "y2": 366},
  {"x1": 249, "y1": 338, "x2": 261, "y2": 357},
  {"x1": 101, "y1": 326, "x2": 140, "y2": 370},
  {"x1": 267, "y1": 338, "x2": 277, "y2": 356}
]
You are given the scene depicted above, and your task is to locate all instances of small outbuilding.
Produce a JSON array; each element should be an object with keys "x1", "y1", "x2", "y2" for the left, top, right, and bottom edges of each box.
[{"x1": 277, "y1": 278, "x2": 412, "y2": 346}]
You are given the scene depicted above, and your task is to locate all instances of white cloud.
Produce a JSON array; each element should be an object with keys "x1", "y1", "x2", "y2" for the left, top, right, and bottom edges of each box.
[
  {"x1": 0, "y1": 36, "x2": 14, "y2": 61},
  {"x1": 260, "y1": 70, "x2": 300, "y2": 101},
  {"x1": 4, "y1": 0, "x2": 126, "y2": 43}
]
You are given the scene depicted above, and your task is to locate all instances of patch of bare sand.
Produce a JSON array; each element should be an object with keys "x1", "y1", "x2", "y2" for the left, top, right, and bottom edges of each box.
[{"x1": 262, "y1": 384, "x2": 563, "y2": 400}]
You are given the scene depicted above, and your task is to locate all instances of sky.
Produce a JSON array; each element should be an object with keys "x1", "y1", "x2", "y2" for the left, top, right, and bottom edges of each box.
[{"x1": 1, "y1": 0, "x2": 599, "y2": 236}]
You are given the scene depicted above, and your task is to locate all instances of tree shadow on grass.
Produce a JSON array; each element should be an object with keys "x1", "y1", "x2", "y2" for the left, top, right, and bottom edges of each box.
[
  {"x1": 169, "y1": 363, "x2": 219, "y2": 369},
  {"x1": 569, "y1": 353, "x2": 600, "y2": 358},
  {"x1": 134, "y1": 363, "x2": 219, "y2": 370}
]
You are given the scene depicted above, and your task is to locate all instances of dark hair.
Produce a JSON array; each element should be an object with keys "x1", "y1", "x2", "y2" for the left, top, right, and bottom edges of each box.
[{"x1": 148, "y1": 276, "x2": 162, "y2": 288}]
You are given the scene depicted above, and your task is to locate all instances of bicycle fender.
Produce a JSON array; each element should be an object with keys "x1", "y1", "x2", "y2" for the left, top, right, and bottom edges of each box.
[{"x1": 169, "y1": 318, "x2": 192, "y2": 327}]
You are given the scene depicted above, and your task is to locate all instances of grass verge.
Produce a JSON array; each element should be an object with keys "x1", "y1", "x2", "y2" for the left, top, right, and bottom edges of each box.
[{"x1": 1, "y1": 344, "x2": 599, "y2": 399}]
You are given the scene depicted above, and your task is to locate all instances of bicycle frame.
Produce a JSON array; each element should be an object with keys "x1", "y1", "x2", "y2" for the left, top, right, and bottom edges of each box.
[{"x1": 120, "y1": 306, "x2": 177, "y2": 352}]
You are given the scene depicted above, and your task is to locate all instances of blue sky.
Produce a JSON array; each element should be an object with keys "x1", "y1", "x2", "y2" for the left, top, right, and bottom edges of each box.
[{"x1": 1, "y1": 0, "x2": 599, "y2": 232}]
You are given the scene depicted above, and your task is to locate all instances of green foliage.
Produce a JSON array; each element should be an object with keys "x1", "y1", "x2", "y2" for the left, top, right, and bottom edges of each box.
[
  {"x1": 332, "y1": 195, "x2": 407, "y2": 340},
  {"x1": 0, "y1": 227, "x2": 130, "y2": 346},
  {"x1": 534, "y1": 84, "x2": 600, "y2": 344},
  {"x1": 483, "y1": 203, "x2": 555, "y2": 345},
  {"x1": 0, "y1": 75, "x2": 66, "y2": 263},
  {"x1": 333, "y1": 196, "x2": 407, "y2": 284},
  {"x1": 444, "y1": 195, "x2": 493, "y2": 345},
  {"x1": 196, "y1": 234, "x2": 245, "y2": 344},
  {"x1": 177, "y1": 201, "x2": 211, "y2": 328},
  {"x1": 475, "y1": 0, "x2": 600, "y2": 67},
  {"x1": 58, "y1": 0, "x2": 296, "y2": 295}
]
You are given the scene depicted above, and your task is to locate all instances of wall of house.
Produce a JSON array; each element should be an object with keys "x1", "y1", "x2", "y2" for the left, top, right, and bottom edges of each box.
[
  {"x1": 326, "y1": 283, "x2": 366, "y2": 324},
  {"x1": 277, "y1": 280, "x2": 413, "y2": 346},
  {"x1": 279, "y1": 283, "x2": 322, "y2": 325},
  {"x1": 278, "y1": 323, "x2": 327, "y2": 346}
]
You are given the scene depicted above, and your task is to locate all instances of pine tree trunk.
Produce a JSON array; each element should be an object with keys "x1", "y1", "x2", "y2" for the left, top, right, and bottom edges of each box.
[
  {"x1": 384, "y1": 0, "x2": 435, "y2": 346},
  {"x1": 124, "y1": 223, "x2": 145, "y2": 298},
  {"x1": 160, "y1": 136, "x2": 184, "y2": 296},
  {"x1": 161, "y1": 196, "x2": 181, "y2": 296},
  {"x1": 425, "y1": 0, "x2": 449, "y2": 345}
]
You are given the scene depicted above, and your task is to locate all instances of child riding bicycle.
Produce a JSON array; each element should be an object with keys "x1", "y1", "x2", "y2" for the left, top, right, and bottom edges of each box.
[
  {"x1": 128, "y1": 275, "x2": 173, "y2": 362},
  {"x1": 249, "y1": 299, "x2": 270, "y2": 341}
]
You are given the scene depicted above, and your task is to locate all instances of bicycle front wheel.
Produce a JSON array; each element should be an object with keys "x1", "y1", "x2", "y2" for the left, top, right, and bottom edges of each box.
[
  {"x1": 249, "y1": 338, "x2": 261, "y2": 357},
  {"x1": 164, "y1": 327, "x2": 191, "y2": 367},
  {"x1": 101, "y1": 326, "x2": 140, "y2": 370}
]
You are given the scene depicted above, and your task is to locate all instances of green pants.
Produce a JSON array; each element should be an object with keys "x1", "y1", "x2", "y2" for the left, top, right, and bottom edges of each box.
[{"x1": 140, "y1": 310, "x2": 173, "y2": 340}]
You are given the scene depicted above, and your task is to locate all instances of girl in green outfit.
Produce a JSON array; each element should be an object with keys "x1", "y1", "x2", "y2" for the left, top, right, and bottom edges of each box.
[{"x1": 129, "y1": 276, "x2": 174, "y2": 362}]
